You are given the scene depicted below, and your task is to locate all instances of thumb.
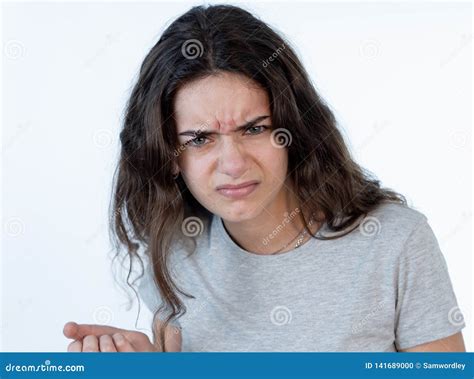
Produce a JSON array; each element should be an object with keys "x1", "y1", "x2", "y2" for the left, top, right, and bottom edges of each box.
[{"x1": 63, "y1": 321, "x2": 128, "y2": 340}]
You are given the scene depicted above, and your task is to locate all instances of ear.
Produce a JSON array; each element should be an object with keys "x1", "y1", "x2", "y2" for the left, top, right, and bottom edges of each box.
[{"x1": 172, "y1": 163, "x2": 180, "y2": 177}]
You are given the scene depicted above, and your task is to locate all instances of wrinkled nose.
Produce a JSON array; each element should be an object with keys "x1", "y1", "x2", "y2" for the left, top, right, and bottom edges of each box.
[{"x1": 217, "y1": 139, "x2": 248, "y2": 178}]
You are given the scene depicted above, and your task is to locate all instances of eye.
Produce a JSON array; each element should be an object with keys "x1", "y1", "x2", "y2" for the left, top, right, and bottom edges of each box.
[
  {"x1": 183, "y1": 125, "x2": 269, "y2": 149},
  {"x1": 186, "y1": 135, "x2": 209, "y2": 148},
  {"x1": 245, "y1": 125, "x2": 268, "y2": 135}
]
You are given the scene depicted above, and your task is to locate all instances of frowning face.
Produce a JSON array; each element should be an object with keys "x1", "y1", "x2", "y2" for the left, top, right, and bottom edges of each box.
[{"x1": 173, "y1": 71, "x2": 294, "y2": 223}]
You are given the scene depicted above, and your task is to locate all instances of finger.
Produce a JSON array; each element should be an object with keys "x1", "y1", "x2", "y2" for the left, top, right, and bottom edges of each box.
[
  {"x1": 64, "y1": 321, "x2": 127, "y2": 340},
  {"x1": 112, "y1": 333, "x2": 135, "y2": 352},
  {"x1": 63, "y1": 321, "x2": 80, "y2": 339},
  {"x1": 99, "y1": 335, "x2": 117, "y2": 352},
  {"x1": 82, "y1": 335, "x2": 100, "y2": 352},
  {"x1": 67, "y1": 340, "x2": 83, "y2": 352}
]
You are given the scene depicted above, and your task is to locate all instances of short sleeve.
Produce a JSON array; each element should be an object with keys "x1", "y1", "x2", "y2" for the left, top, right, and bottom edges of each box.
[
  {"x1": 136, "y1": 256, "x2": 182, "y2": 328},
  {"x1": 394, "y1": 217, "x2": 466, "y2": 350}
]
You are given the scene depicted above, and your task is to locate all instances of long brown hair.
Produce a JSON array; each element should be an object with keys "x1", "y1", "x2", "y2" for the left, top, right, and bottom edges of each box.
[{"x1": 109, "y1": 4, "x2": 406, "y2": 351}]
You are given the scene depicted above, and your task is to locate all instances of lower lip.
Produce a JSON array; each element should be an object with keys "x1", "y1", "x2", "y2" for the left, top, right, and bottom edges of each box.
[{"x1": 217, "y1": 183, "x2": 259, "y2": 199}]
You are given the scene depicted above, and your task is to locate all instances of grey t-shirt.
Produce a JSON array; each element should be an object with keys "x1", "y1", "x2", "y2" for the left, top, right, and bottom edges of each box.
[{"x1": 137, "y1": 202, "x2": 466, "y2": 351}]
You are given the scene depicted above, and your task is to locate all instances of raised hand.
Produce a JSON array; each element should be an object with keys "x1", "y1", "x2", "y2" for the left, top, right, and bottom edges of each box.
[{"x1": 63, "y1": 321, "x2": 157, "y2": 352}]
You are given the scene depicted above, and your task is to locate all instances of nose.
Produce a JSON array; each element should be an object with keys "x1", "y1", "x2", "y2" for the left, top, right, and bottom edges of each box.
[{"x1": 217, "y1": 138, "x2": 248, "y2": 178}]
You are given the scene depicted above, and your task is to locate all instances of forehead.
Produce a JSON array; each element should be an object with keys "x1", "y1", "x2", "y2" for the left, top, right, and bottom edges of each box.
[{"x1": 173, "y1": 72, "x2": 270, "y2": 131}]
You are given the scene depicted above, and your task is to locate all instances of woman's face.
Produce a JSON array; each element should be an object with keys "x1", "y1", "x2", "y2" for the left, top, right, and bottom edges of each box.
[{"x1": 173, "y1": 72, "x2": 292, "y2": 223}]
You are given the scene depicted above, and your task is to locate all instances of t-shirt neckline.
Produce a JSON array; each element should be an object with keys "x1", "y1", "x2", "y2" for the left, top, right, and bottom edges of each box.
[{"x1": 213, "y1": 213, "x2": 328, "y2": 262}]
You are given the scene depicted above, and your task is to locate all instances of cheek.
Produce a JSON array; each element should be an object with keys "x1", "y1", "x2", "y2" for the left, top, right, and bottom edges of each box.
[
  {"x1": 179, "y1": 155, "x2": 212, "y2": 190},
  {"x1": 259, "y1": 147, "x2": 288, "y2": 179},
  {"x1": 179, "y1": 153, "x2": 198, "y2": 173}
]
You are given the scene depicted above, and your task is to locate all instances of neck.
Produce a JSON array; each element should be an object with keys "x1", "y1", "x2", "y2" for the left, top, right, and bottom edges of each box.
[{"x1": 221, "y1": 189, "x2": 322, "y2": 255}]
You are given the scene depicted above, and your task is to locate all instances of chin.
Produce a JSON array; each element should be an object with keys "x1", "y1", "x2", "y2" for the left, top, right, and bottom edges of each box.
[{"x1": 218, "y1": 205, "x2": 262, "y2": 224}]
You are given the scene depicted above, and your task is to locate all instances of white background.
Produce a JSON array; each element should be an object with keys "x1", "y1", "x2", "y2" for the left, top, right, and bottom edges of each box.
[{"x1": 1, "y1": 0, "x2": 472, "y2": 351}]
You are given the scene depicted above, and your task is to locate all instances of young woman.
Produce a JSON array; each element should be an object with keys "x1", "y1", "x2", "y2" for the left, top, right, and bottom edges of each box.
[{"x1": 63, "y1": 4, "x2": 466, "y2": 352}]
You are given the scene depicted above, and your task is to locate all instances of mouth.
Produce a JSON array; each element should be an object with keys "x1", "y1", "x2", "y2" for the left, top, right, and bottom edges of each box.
[{"x1": 216, "y1": 181, "x2": 260, "y2": 200}]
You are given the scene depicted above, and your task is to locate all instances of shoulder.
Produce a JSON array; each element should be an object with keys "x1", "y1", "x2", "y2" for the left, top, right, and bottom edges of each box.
[
  {"x1": 359, "y1": 201, "x2": 445, "y2": 264},
  {"x1": 364, "y1": 200, "x2": 428, "y2": 236},
  {"x1": 342, "y1": 201, "x2": 435, "y2": 259}
]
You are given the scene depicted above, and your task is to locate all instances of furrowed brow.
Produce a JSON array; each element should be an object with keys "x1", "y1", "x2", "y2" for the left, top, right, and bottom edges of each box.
[{"x1": 178, "y1": 115, "x2": 270, "y2": 137}]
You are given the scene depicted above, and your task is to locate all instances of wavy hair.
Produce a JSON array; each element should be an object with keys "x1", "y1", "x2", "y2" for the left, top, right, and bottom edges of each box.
[{"x1": 109, "y1": 4, "x2": 406, "y2": 351}]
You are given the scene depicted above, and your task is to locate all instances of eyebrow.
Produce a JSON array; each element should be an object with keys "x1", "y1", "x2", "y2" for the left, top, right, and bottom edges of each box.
[{"x1": 178, "y1": 115, "x2": 271, "y2": 137}]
